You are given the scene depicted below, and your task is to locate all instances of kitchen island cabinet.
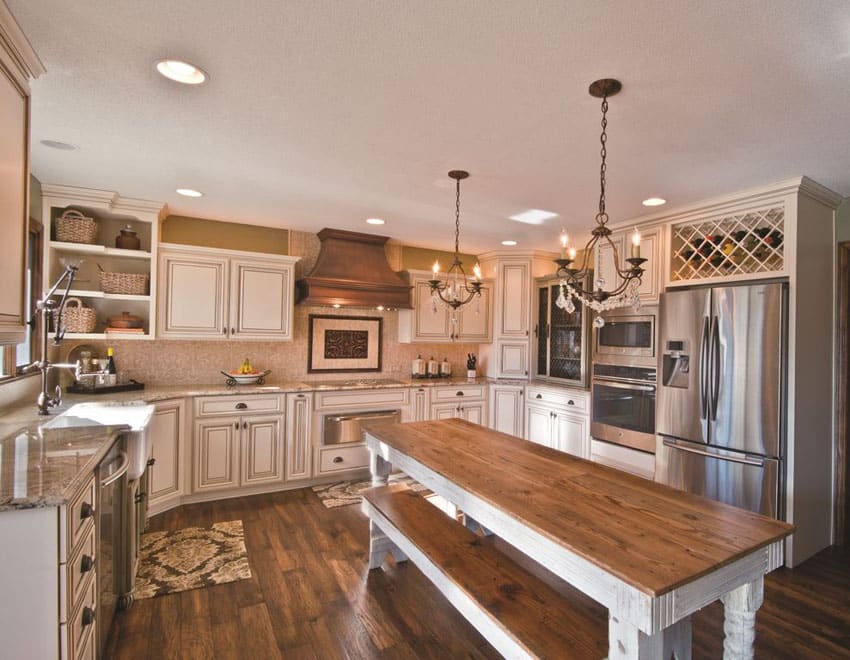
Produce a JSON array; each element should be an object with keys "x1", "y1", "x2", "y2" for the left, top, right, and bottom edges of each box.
[
  {"x1": 147, "y1": 398, "x2": 186, "y2": 515},
  {"x1": 524, "y1": 383, "x2": 589, "y2": 458}
]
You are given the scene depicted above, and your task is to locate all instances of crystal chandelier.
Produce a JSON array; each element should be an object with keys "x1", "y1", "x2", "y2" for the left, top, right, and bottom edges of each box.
[
  {"x1": 554, "y1": 79, "x2": 646, "y2": 327},
  {"x1": 428, "y1": 170, "x2": 483, "y2": 311}
]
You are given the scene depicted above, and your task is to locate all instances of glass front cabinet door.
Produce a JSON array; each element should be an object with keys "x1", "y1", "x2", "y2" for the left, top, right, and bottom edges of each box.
[{"x1": 534, "y1": 279, "x2": 589, "y2": 386}]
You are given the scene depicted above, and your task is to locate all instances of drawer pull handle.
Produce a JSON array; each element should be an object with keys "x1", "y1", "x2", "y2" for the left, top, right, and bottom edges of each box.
[
  {"x1": 568, "y1": 400, "x2": 574, "y2": 406},
  {"x1": 80, "y1": 554, "x2": 94, "y2": 573},
  {"x1": 535, "y1": 393, "x2": 542, "y2": 399},
  {"x1": 456, "y1": 391, "x2": 464, "y2": 396},
  {"x1": 147, "y1": 457, "x2": 156, "y2": 467},
  {"x1": 80, "y1": 502, "x2": 94, "y2": 520},
  {"x1": 333, "y1": 456, "x2": 344, "y2": 464},
  {"x1": 236, "y1": 402, "x2": 248, "y2": 410},
  {"x1": 82, "y1": 606, "x2": 96, "y2": 627}
]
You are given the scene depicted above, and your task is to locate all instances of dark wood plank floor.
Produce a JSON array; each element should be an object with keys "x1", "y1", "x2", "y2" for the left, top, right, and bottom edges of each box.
[{"x1": 105, "y1": 488, "x2": 850, "y2": 659}]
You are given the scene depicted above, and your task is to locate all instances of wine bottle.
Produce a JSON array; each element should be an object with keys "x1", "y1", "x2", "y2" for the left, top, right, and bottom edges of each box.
[{"x1": 106, "y1": 347, "x2": 116, "y2": 374}]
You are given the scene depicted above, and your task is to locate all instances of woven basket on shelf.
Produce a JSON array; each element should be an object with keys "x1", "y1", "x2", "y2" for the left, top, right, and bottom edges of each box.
[
  {"x1": 97, "y1": 265, "x2": 149, "y2": 295},
  {"x1": 61, "y1": 297, "x2": 97, "y2": 333},
  {"x1": 55, "y1": 209, "x2": 98, "y2": 244}
]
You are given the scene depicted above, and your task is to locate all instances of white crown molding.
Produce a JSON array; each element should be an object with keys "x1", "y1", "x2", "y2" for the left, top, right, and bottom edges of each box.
[
  {"x1": 0, "y1": 3, "x2": 45, "y2": 83},
  {"x1": 41, "y1": 183, "x2": 164, "y2": 217}
]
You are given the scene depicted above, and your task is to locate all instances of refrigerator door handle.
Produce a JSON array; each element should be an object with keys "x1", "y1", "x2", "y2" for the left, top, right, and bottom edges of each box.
[
  {"x1": 662, "y1": 437, "x2": 765, "y2": 467},
  {"x1": 710, "y1": 315, "x2": 720, "y2": 421},
  {"x1": 699, "y1": 316, "x2": 710, "y2": 420}
]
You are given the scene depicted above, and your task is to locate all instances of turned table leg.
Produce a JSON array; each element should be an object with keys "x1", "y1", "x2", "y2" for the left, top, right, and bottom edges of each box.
[{"x1": 720, "y1": 577, "x2": 764, "y2": 660}]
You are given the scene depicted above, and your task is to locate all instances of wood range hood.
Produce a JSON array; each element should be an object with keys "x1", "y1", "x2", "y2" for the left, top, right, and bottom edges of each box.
[{"x1": 296, "y1": 228, "x2": 412, "y2": 308}]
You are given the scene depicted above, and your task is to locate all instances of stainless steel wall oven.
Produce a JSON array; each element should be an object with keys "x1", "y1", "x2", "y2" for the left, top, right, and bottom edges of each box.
[{"x1": 590, "y1": 363, "x2": 656, "y2": 453}]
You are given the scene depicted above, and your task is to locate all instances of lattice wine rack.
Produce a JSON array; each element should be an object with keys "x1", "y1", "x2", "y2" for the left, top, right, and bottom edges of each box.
[{"x1": 670, "y1": 206, "x2": 785, "y2": 282}]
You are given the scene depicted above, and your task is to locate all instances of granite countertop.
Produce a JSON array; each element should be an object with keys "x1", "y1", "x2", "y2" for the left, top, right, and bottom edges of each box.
[{"x1": 0, "y1": 374, "x2": 581, "y2": 512}]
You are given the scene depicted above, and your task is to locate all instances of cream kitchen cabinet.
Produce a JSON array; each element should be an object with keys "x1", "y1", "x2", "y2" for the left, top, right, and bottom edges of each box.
[
  {"x1": 398, "y1": 271, "x2": 493, "y2": 343},
  {"x1": 285, "y1": 392, "x2": 312, "y2": 481},
  {"x1": 594, "y1": 226, "x2": 662, "y2": 304},
  {"x1": 157, "y1": 244, "x2": 298, "y2": 340},
  {"x1": 147, "y1": 399, "x2": 186, "y2": 515},
  {"x1": 410, "y1": 385, "x2": 430, "y2": 421},
  {"x1": 524, "y1": 384, "x2": 589, "y2": 458},
  {"x1": 430, "y1": 384, "x2": 487, "y2": 424},
  {"x1": 192, "y1": 394, "x2": 285, "y2": 493},
  {"x1": 488, "y1": 382, "x2": 524, "y2": 437}
]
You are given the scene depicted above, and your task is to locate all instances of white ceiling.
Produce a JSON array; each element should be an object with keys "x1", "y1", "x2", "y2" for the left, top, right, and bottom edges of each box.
[{"x1": 7, "y1": 1, "x2": 850, "y2": 254}]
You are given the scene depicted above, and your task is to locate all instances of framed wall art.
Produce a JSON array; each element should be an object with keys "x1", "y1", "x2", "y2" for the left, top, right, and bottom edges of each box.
[{"x1": 307, "y1": 315, "x2": 382, "y2": 373}]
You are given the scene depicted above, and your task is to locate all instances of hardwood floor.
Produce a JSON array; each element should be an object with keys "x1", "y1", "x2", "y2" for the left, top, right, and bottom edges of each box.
[{"x1": 106, "y1": 488, "x2": 850, "y2": 659}]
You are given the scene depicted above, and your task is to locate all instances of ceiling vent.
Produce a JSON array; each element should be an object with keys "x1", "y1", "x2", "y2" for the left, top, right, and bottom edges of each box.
[{"x1": 296, "y1": 228, "x2": 412, "y2": 308}]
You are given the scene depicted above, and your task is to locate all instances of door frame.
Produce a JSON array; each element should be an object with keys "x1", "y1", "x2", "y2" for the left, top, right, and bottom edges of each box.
[{"x1": 835, "y1": 242, "x2": 850, "y2": 545}]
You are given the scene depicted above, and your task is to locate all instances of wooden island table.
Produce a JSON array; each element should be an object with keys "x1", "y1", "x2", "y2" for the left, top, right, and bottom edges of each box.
[{"x1": 362, "y1": 418, "x2": 794, "y2": 660}]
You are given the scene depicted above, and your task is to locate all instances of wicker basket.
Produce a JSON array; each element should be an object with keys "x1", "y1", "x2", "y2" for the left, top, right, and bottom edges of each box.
[
  {"x1": 61, "y1": 297, "x2": 97, "y2": 333},
  {"x1": 98, "y1": 266, "x2": 149, "y2": 295},
  {"x1": 55, "y1": 209, "x2": 98, "y2": 244}
]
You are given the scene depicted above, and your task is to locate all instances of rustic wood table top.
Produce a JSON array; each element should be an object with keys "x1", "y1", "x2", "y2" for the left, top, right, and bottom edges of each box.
[{"x1": 363, "y1": 418, "x2": 794, "y2": 597}]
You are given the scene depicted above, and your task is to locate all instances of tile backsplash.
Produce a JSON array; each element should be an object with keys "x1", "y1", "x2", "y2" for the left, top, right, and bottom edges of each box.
[{"x1": 58, "y1": 305, "x2": 480, "y2": 386}]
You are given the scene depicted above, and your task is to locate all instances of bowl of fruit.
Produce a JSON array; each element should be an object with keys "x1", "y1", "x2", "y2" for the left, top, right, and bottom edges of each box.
[{"x1": 221, "y1": 358, "x2": 271, "y2": 386}]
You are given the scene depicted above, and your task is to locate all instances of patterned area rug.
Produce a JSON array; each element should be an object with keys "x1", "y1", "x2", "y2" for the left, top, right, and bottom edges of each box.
[
  {"x1": 135, "y1": 520, "x2": 251, "y2": 600},
  {"x1": 312, "y1": 474, "x2": 430, "y2": 508}
]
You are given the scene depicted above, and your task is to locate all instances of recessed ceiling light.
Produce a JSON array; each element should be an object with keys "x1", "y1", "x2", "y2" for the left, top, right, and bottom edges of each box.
[
  {"x1": 366, "y1": 218, "x2": 385, "y2": 225},
  {"x1": 40, "y1": 139, "x2": 77, "y2": 151},
  {"x1": 501, "y1": 240, "x2": 518, "y2": 246},
  {"x1": 509, "y1": 209, "x2": 558, "y2": 225},
  {"x1": 176, "y1": 188, "x2": 203, "y2": 198},
  {"x1": 642, "y1": 197, "x2": 667, "y2": 207},
  {"x1": 156, "y1": 59, "x2": 207, "y2": 85}
]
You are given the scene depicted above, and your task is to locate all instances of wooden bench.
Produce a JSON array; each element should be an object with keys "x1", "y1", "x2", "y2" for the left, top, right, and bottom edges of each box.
[{"x1": 361, "y1": 483, "x2": 605, "y2": 659}]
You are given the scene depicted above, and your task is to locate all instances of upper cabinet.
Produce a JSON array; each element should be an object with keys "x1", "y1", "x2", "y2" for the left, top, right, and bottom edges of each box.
[
  {"x1": 533, "y1": 278, "x2": 590, "y2": 386},
  {"x1": 157, "y1": 244, "x2": 298, "y2": 341},
  {"x1": 594, "y1": 226, "x2": 662, "y2": 304},
  {"x1": 397, "y1": 270, "x2": 492, "y2": 343},
  {"x1": 41, "y1": 185, "x2": 163, "y2": 340},
  {"x1": 0, "y1": 7, "x2": 43, "y2": 344}
]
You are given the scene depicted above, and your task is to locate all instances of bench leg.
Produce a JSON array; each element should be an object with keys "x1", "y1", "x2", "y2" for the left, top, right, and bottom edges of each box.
[
  {"x1": 463, "y1": 514, "x2": 494, "y2": 537},
  {"x1": 720, "y1": 577, "x2": 763, "y2": 660},
  {"x1": 368, "y1": 520, "x2": 408, "y2": 570},
  {"x1": 370, "y1": 450, "x2": 391, "y2": 487},
  {"x1": 609, "y1": 614, "x2": 691, "y2": 659}
]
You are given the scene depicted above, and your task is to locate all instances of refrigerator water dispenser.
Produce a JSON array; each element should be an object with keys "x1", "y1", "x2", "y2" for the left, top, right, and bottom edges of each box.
[{"x1": 662, "y1": 339, "x2": 690, "y2": 388}]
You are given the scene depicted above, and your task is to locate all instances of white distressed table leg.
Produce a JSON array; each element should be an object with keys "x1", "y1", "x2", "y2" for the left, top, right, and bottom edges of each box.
[
  {"x1": 370, "y1": 448, "x2": 391, "y2": 486},
  {"x1": 663, "y1": 617, "x2": 692, "y2": 660},
  {"x1": 720, "y1": 577, "x2": 763, "y2": 660},
  {"x1": 608, "y1": 613, "x2": 664, "y2": 660},
  {"x1": 463, "y1": 514, "x2": 494, "y2": 537},
  {"x1": 367, "y1": 520, "x2": 408, "y2": 570}
]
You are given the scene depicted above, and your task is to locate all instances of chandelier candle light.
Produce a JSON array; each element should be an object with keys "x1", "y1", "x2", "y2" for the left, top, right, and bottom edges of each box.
[
  {"x1": 428, "y1": 170, "x2": 483, "y2": 316},
  {"x1": 554, "y1": 79, "x2": 647, "y2": 327}
]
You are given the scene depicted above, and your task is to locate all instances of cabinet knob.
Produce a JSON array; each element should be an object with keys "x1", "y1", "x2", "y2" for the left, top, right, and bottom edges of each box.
[
  {"x1": 234, "y1": 421, "x2": 240, "y2": 430},
  {"x1": 82, "y1": 607, "x2": 95, "y2": 627},
  {"x1": 147, "y1": 458, "x2": 156, "y2": 467},
  {"x1": 222, "y1": 328, "x2": 227, "y2": 335},
  {"x1": 535, "y1": 393, "x2": 542, "y2": 399},
  {"x1": 80, "y1": 502, "x2": 94, "y2": 520},
  {"x1": 333, "y1": 456, "x2": 343, "y2": 464},
  {"x1": 243, "y1": 421, "x2": 248, "y2": 430},
  {"x1": 80, "y1": 554, "x2": 94, "y2": 573},
  {"x1": 231, "y1": 327, "x2": 236, "y2": 335}
]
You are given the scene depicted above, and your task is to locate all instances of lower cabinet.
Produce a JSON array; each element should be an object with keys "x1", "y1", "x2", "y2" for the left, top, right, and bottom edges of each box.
[
  {"x1": 430, "y1": 384, "x2": 487, "y2": 424},
  {"x1": 148, "y1": 399, "x2": 186, "y2": 513},
  {"x1": 411, "y1": 386, "x2": 430, "y2": 421},
  {"x1": 488, "y1": 383, "x2": 524, "y2": 436},
  {"x1": 524, "y1": 385, "x2": 589, "y2": 459},
  {"x1": 285, "y1": 393, "x2": 312, "y2": 481},
  {"x1": 194, "y1": 414, "x2": 283, "y2": 492},
  {"x1": 589, "y1": 438, "x2": 655, "y2": 480}
]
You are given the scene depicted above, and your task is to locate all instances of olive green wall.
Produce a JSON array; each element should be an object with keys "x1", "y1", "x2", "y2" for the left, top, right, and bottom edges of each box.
[
  {"x1": 161, "y1": 215, "x2": 290, "y2": 254},
  {"x1": 399, "y1": 245, "x2": 478, "y2": 271},
  {"x1": 29, "y1": 175, "x2": 42, "y2": 222}
]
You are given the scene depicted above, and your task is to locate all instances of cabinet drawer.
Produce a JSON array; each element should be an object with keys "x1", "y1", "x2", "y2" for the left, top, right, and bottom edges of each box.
[
  {"x1": 590, "y1": 438, "x2": 655, "y2": 480},
  {"x1": 61, "y1": 569, "x2": 96, "y2": 660},
  {"x1": 195, "y1": 394, "x2": 282, "y2": 417},
  {"x1": 317, "y1": 445, "x2": 370, "y2": 474},
  {"x1": 60, "y1": 475, "x2": 96, "y2": 562},
  {"x1": 431, "y1": 385, "x2": 486, "y2": 402},
  {"x1": 60, "y1": 523, "x2": 96, "y2": 623},
  {"x1": 314, "y1": 388, "x2": 409, "y2": 411},
  {"x1": 526, "y1": 385, "x2": 588, "y2": 411}
]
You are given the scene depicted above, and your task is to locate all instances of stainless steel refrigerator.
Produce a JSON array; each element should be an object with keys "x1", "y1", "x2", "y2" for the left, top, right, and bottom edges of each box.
[{"x1": 655, "y1": 282, "x2": 786, "y2": 518}]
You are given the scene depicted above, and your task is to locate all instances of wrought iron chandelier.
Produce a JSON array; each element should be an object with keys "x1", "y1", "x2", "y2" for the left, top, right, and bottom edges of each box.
[
  {"x1": 428, "y1": 170, "x2": 483, "y2": 310},
  {"x1": 554, "y1": 79, "x2": 646, "y2": 325}
]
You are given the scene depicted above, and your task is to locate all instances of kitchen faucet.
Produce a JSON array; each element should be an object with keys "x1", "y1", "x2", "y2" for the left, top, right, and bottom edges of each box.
[{"x1": 24, "y1": 264, "x2": 92, "y2": 415}]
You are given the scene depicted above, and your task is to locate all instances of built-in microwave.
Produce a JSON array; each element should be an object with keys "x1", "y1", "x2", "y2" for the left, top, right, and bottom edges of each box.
[{"x1": 594, "y1": 309, "x2": 656, "y2": 360}]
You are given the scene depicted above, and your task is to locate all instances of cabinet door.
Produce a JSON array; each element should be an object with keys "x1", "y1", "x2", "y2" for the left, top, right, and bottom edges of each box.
[
  {"x1": 0, "y1": 63, "x2": 27, "y2": 342},
  {"x1": 524, "y1": 403, "x2": 554, "y2": 447},
  {"x1": 555, "y1": 411, "x2": 588, "y2": 459},
  {"x1": 193, "y1": 418, "x2": 240, "y2": 492},
  {"x1": 496, "y1": 341, "x2": 528, "y2": 377},
  {"x1": 497, "y1": 262, "x2": 530, "y2": 337},
  {"x1": 633, "y1": 227, "x2": 661, "y2": 302},
  {"x1": 230, "y1": 259, "x2": 294, "y2": 340},
  {"x1": 595, "y1": 234, "x2": 625, "y2": 294},
  {"x1": 285, "y1": 393, "x2": 312, "y2": 480},
  {"x1": 411, "y1": 387, "x2": 430, "y2": 421},
  {"x1": 457, "y1": 283, "x2": 492, "y2": 342},
  {"x1": 489, "y1": 386, "x2": 523, "y2": 437},
  {"x1": 159, "y1": 252, "x2": 228, "y2": 338},
  {"x1": 430, "y1": 402, "x2": 461, "y2": 420},
  {"x1": 460, "y1": 402, "x2": 486, "y2": 426},
  {"x1": 412, "y1": 279, "x2": 451, "y2": 340},
  {"x1": 148, "y1": 400, "x2": 185, "y2": 508},
  {"x1": 242, "y1": 415, "x2": 284, "y2": 486}
]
